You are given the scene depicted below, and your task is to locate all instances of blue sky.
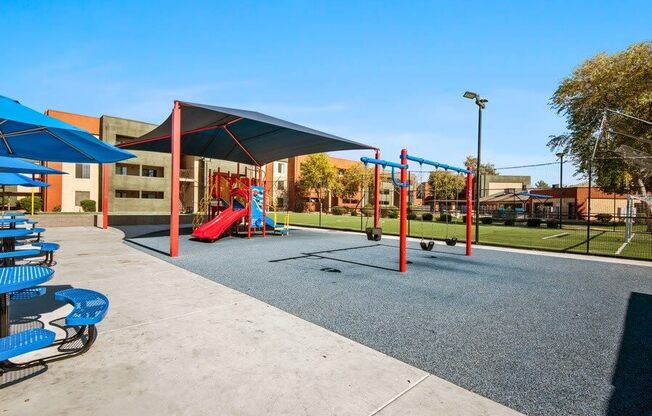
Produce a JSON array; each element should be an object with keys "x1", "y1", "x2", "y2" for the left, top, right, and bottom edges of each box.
[{"x1": 3, "y1": 1, "x2": 651, "y2": 183}]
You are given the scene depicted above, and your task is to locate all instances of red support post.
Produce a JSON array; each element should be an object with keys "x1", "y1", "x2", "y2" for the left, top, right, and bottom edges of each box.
[
  {"x1": 466, "y1": 168, "x2": 473, "y2": 256},
  {"x1": 170, "y1": 101, "x2": 181, "y2": 257},
  {"x1": 247, "y1": 186, "x2": 252, "y2": 239},
  {"x1": 374, "y1": 149, "x2": 380, "y2": 228},
  {"x1": 102, "y1": 163, "x2": 109, "y2": 230},
  {"x1": 262, "y1": 167, "x2": 267, "y2": 238},
  {"x1": 399, "y1": 149, "x2": 408, "y2": 273}
]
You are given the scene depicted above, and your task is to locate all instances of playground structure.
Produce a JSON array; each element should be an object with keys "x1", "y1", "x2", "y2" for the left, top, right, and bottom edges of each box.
[
  {"x1": 362, "y1": 149, "x2": 473, "y2": 272},
  {"x1": 192, "y1": 166, "x2": 288, "y2": 242}
]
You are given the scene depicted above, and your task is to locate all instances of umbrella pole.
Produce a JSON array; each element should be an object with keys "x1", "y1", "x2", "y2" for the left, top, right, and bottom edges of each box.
[{"x1": 31, "y1": 188, "x2": 35, "y2": 215}]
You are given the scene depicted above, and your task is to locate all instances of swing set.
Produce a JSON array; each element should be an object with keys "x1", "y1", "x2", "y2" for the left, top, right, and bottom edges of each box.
[{"x1": 361, "y1": 149, "x2": 473, "y2": 273}]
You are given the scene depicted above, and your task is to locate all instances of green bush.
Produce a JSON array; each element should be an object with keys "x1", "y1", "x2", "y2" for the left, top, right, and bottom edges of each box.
[
  {"x1": 80, "y1": 199, "x2": 97, "y2": 212},
  {"x1": 407, "y1": 212, "x2": 417, "y2": 220},
  {"x1": 422, "y1": 213, "x2": 433, "y2": 221},
  {"x1": 596, "y1": 213, "x2": 613, "y2": 224},
  {"x1": 381, "y1": 205, "x2": 398, "y2": 218},
  {"x1": 52, "y1": 204, "x2": 62, "y2": 212},
  {"x1": 350, "y1": 211, "x2": 358, "y2": 216},
  {"x1": 547, "y1": 219, "x2": 559, "y2": 228},
  {"x1": 293, "y1": 200, "x2": 306, "y2": 213},
  {"x1": 526, "y1": 218, "x2": 542, "y2": 227},
  {"x1": 361, "y1": 204, "x2": 374, "y2": 217},
  {"x1": 439, "y1": 213, "x2": 453, "y2": 222},
  {"x1": 17, "y1": 196, "x2": 42, "y2": 212},
  {"x1": 388, "y1": 210, "x2": 399, "y2": 219},
  {"x1": 331, "y1": 206, "x2": 347, "y2": 216},
  {"x1": 481, "y1": 217, "x2": 493, "y2": 224},
  {"x1": 504, "y1": 219, "x2": 515, "y2": 226}
]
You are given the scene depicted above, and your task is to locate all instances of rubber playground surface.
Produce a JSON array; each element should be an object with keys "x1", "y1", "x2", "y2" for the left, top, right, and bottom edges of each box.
[{"x1": 124, "y1": 226, "x2": 652, "y2": 416}]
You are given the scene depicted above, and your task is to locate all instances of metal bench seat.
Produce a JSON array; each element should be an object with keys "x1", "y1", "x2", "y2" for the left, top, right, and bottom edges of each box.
[
  {"x1": 0, "y1": 328, "x2": 55, "y2": 361},
  {"x1": 10, "y1": 287, "x2": 46, "y2": 301},
  {"x1": 55, "y1": 289, "x2": 109, "y2": 326}
]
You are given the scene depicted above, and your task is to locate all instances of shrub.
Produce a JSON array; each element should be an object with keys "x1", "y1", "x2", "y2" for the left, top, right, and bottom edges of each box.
[
  {"x1": 407, "y1": 212, "x2": 417, "y2": 220},
  {"x1": 350, "y1": 211, "x2": 358, "y2": 216},
  {"x1": 331, "y1": 206, "x2": 347, "y2": 216},
  {"x1": 547, "y1": 219, "x2": 559, "y2": 228},
  {"x1": 481, "y1": 217, "x2": 493, "y2": 224},
  {"x1": 381, "y1": 205, "x2": 398, "y2": 218},
  {"x1": 361, "y1": 204, "x2": 374, "y2": 217},
  {"x1": 439, "y1": 213, "x2": 453, "y2": 222},
  {"x1": 17, "y1": 196, "x2": 42, "y2": 212},
  {"x1": 388, "y1": 210, "x2": 398, "y2": 219},
  {"x1": 422, "y1": 213, "x2": 433, "y2": 221},
  {"x1": 504, "y1": 219, "x2": 515, "y2": 226},
  {"x1": 80, "y1": 199, "x2": 97, "y2": 212},
  {"x1": 526, "y1": 218, "x2": 542, "y2": 227},
  {"x1": 596, "y1": 213, "x2": 613, "y2": 224},
  {"x1": 293, "y1": 200, "x2": 306, "y2": 213},
  {"x1": 52, "y1": 204, "x2": 62, "y2": 212}
]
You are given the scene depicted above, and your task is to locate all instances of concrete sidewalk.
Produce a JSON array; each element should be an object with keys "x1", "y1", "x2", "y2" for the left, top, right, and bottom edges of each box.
[{"x1": 0, "y1": 227, "x2": 522, "y2": 416}]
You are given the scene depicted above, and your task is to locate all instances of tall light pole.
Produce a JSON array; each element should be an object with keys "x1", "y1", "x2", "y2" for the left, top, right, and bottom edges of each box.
[
  {"x1": 556, "y1": 152, "x2": 565, "y2": 229},
  {"x1": 463, "y1": 91, "x2": 488, "y2": 244}
]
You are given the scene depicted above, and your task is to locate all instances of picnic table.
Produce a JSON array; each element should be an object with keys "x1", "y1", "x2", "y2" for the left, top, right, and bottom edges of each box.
[{"x1": 0, "y1": 265, "x2": 54, "y2": 337}]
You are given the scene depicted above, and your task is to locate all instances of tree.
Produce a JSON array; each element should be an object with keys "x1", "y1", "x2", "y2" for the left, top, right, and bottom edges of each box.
[
  {"x1": 549, "y1": 41, "x2": 652, "y2": 195},
  {"x1": 299, "y1": 153, "x2": 338, "y2": 212},
  {"x1": 534, "y1": 180, "x2": 550, "y2": 189},
  {"x1": 427, "y1": 171, "x2": 466, "y2": 200},
  {"x1": 339, "y1": 164, "x2": 367, "y2": 207},
  {"x1": 464, "y1": 156, "x2": 497, "y2": 175}
]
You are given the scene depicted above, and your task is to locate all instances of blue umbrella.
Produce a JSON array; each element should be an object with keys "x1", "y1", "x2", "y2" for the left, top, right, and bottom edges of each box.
[
  {"x1": 0, "y1": 156, "x2": 64, "y2": 174},
  {"x1": 0, "y1": 173, "x2": 49, "y2": 187},
  {"x1": 0, "y1": 95, "x2": 135, "y2": 163}
]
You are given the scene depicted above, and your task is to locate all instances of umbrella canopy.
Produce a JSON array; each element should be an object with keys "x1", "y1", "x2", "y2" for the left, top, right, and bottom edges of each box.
[
  {"x1": 119, "y1": 102, "x2": 375, "y2": 165},
  {"x1": 0, "y1": 156, "x2": 64, "y2": 174},
  {"x1": 0, "y1": 95, "x2": 135, "y2": 163},
  {"x1": 0, "y1": 173, "x2": 49, "y2": 187}
]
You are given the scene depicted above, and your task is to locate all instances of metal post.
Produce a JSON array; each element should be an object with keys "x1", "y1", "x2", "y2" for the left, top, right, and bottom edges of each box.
[
  {"x1": 475, "y1": 105, "x2": 482, "y2": 244},
  {"x1": 399, "y1": 149, "x2": 408, "y2": 273},
  {"x1": 559, "y1": 154, "x2": 564, "y2": 229},
  {"x1": 170, "y1": 101, "x2": 181, "y2": 257},
  {"x1": 262, "y1": 167, "x2": 267, "y2": 238},
  {"x1": 586, "y1": 160, "x2": 592, "y2": 254},
  {"x1": 466, "y1": 168, "x2": 473, "y2": 256},
  {"x1": 374, "y1": 149, "x2": 380, "y2": 228},
  {"x1": 102, "y1": 163, "x2": 109, "y2": 230}
]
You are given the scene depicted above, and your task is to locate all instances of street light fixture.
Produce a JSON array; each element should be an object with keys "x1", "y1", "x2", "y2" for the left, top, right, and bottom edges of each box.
[
  {"x1": 463, "y1": 91, "x2": 488, "y2": 244},
  {"x1": 555, "y1": 151, "x2": 565, "y2": 229}
]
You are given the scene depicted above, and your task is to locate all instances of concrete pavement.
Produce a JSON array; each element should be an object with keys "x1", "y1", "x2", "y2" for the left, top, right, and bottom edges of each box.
[{"x1": 0, "y1": 227, "x2": 521, "y2": 415}]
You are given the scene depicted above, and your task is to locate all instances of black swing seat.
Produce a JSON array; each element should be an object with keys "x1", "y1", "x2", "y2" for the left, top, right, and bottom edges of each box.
[
  {"x1": 420, "y1": 240, "x2": 435, "y2": 251},
  {"x1": 445, "y1": 237, "x2": 458, "y2": 246},
  {"x1": 366, "y1": 227, "x2": 382, "y2": 241}
]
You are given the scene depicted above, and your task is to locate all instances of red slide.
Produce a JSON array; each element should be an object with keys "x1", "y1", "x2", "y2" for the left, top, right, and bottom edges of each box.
[{"x1": 192, "y1": 207, "x2": 247, "y2": 242}]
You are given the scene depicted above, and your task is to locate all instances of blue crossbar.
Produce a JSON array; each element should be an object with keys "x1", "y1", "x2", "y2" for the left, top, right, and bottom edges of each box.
[
  {"x1": 405, "y1": 154, "x2": 471, "y2": 174},
  {"x1": 360, "y1": 157, "x2": 407, "y2": 170},
  {"x1": 55, "y1": 289, "x2": 109, "y2": 326},
  {"x1": 0, "y1": 328, "x2": 56, "y2": 361}
]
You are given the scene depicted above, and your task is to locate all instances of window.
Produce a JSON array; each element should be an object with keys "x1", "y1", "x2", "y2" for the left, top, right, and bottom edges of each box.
[
  {"x1": 276, "y1": 197, "x2": 284, "y2": 208},
  {"x1": 277, "y1": 180, "x2": 285, "y2": 190},
  {"x1": 115, "y1": 190, "x2": 139, "y2": 198},
  {"x1": 115, "y1": 163, "x2": 139, "y2": 176},
  {"x1": 75, "y1": 164, "x2": 90, "y2": 179},
  {"x1": 277, "y1": 163, "x2": 286, "y2": 174},
  {"x1": 142, "y1": 165, "x2": 164, "y2": 177},
  {"x1": 141, "y1": 191, "x2": 164, "y2": 199},
  {"x1": 75, "y1": 191, "x2": 90, "y2": 206}
]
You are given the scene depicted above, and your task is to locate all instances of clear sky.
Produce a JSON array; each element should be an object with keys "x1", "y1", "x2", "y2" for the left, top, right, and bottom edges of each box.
[{"x1": 3, "y1": 1, "x2": 651, "y2": 183}]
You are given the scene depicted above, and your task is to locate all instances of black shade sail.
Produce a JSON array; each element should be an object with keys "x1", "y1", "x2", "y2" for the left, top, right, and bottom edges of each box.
[{"x1": 118, "y1": 101, "x2": 375, "y2": 165}]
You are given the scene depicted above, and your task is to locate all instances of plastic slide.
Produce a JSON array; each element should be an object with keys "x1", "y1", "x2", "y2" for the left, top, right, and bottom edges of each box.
[
  {"x1": 250, "y1": 186, "x2": 275, "y2": 229},
  {"x1": 191, "y1": 207, "x2": 247, "y2": 241}
]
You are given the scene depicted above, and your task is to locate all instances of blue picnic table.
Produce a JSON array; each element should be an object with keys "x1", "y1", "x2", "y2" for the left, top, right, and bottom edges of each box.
[{"x1": 0, "y1": 265, "x2": 54, "y2": 337}]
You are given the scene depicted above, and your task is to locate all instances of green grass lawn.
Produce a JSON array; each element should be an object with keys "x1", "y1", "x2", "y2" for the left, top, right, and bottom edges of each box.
[{"x1": 281, "y1": 212, "x2": 652, "y2": 260}]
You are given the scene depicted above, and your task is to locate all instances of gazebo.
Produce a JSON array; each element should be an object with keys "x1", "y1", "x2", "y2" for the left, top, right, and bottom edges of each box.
[{"x1": 118, "y1": 101, "x2": 379, "y2": 256}]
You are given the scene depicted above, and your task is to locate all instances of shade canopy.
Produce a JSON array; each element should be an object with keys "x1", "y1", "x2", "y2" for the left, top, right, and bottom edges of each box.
[
  {"x1": 0, "y1": 156, "x2": 64, "y2": 174},
  {"x1": 0, "y1": 95, "x2": 135, "y2": 163},
  {"x1": 119, "y1": 101, "x2": 375, "y2": 165},
  {"x1": 0, "y1": 173, "x2": 49, "y2": 187}
]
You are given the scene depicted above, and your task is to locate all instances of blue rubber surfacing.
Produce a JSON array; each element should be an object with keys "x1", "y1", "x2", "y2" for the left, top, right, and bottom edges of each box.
[{"x1": 125, "y1": 227, "x2": 652, "y2": 416}]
